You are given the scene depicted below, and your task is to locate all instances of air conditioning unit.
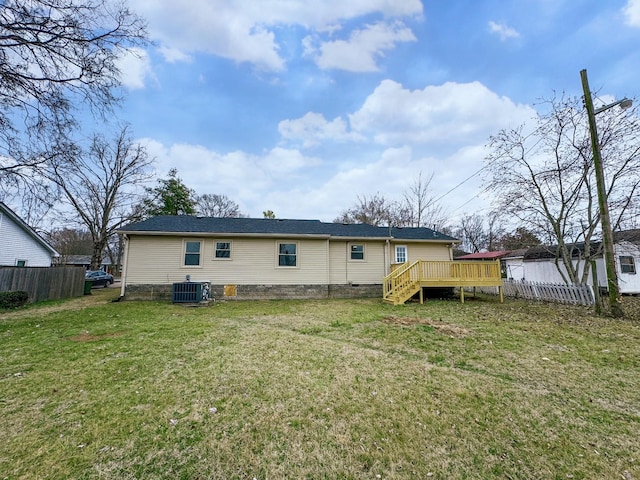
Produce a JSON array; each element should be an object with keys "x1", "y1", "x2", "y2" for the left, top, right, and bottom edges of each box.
[{"x1": 172, "y1": 281, "x2": 211, "y2": 303}]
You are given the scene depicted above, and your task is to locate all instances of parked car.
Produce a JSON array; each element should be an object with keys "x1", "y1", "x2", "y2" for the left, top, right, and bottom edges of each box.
[{"x1": 85, "y1": 270, "x2": 114, "y2": 288}]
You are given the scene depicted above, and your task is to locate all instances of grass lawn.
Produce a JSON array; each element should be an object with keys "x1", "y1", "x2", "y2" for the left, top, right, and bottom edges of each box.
[{"x1": 1, "y1": 289, "x2": 639, "y2": 479}]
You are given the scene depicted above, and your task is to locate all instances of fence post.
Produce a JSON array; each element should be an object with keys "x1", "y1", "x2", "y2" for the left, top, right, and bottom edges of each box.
[{"x1": 591, "y1": 260, "x2": 602, "y2": 314}]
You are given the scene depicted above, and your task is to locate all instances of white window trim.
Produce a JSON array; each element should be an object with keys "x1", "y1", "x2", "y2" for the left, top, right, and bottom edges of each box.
[
  {"x1": 395, "y1": 245, "x2": 408, "y2": 264},
  {"x1": 213, "y1": 240, "x2": 233, "y2": 260},
  {"x1": 349, "y1": 243, "x2": 366, "y2": 262},
  {"x1": 620, "y1": 255, "x2": 636, "y2": 274},
  {"x1": 182, "y1": 239, "x2": 202, "y2": 268},
  {"x1": 15, "y1": 259, "x2": 27, "y2": 267},
  {"x1": 276, "y1": 241, "x2": 299, "y2": 268}
]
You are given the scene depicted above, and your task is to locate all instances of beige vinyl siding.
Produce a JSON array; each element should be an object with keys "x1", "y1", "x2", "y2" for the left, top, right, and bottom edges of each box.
[
  {"x1": 394, "y1": 242, "x2": 452, "y2": 264},
  {"x1": 125, "y1": 236, "x2": 205, "y2": 284},
  {"x1": 125, "y1": 235, "x2": 330, "y2": 285},
  {"x1": 329, "y1": 241, "x2": 386, "y2": 284}
]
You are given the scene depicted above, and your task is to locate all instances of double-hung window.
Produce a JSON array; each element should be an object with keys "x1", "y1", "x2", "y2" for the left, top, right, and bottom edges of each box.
[
  {"x1": 184, "y1": 240, "x2": 201, "y2": 266},
  {"x1": 278, "y1": 242, "x2": 297, "y2": 267},
  {"x1": 620, "y1": 256, "x2": 636, "y2": 274},
  {"x1": 215, "y1": 241, "x2": 232, "y2": 259},
  {"x1": 350, "y1": 244, "x2": 365, "y2": 261},
  {"x1": 395, "y1": 245, "x2": 407, "y2": 264}
]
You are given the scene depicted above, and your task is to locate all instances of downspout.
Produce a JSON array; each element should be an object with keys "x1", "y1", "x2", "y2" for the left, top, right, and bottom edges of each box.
[
  {"x1": 345, "y1": 242, "x2": 349, "y2": 283},
  {"x1": 119, "y1": 234, "x2": 130, "y2": 298},
  {"x1": 385, "y1": 239, "x2": 390, "y2": 276},
  {"x1": 326, "y1": 238, "x2": 331, "y2": 293}
]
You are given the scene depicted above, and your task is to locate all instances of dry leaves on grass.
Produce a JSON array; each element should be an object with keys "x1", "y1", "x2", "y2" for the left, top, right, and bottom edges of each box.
[
  {"x1": 68, "y1": 331, "x2": 124, "y2": 342},
  {"x1": 382, "y1": 316, "x2": 471, "y2": 337}
]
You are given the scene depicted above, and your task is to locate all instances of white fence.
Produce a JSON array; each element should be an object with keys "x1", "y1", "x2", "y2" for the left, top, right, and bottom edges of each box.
[{"x1": 475, "y1": 280, "x2": 595, "y2": 306}]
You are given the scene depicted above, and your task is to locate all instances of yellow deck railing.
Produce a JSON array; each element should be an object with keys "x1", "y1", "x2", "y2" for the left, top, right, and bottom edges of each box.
[{"x1": 383, "y1": 260, "x2": 504, "y2": 305}]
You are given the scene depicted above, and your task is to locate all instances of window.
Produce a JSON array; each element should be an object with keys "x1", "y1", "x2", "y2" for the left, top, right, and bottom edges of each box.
[
  {"x1": 278, "y1": 243, "x2": 297, "y2": 267},
  {"x1": 350, "y1": 244, "x2": 365, "y2": 260},
  {"x1": 184, "y1": 241, "x2": 201, "y2": 266},
  {"x1": 15, "y1": 259, "x2": 27, "y2": 267},
  {"x1": 215, "y1": 241, "x2": 232, "y2": 259},
  {"x1": 620, "y1": 256, "x2": 636, "y2": 274},
  {"x1": 395, "y1": 245, "x2": 407, "y2": 264}
]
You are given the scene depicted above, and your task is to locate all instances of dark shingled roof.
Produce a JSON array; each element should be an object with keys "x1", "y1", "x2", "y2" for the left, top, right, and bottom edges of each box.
[
  {"x1": 614, "y1": 229, "x2": 640, "y2": 244},
  {"x1": 455, "y1": 250, "x2": 511, "y2": 260},
  {"x1": 523, "y1": 242, "x2": 603, "y2": 260},
  {"x1": 119, "y1": 216, "x2": 457, "y2": 241}
]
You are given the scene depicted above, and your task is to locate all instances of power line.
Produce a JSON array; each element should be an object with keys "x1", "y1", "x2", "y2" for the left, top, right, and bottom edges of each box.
[{"x1": 439, "y1": 130, "x2": 546, "y2": 212}]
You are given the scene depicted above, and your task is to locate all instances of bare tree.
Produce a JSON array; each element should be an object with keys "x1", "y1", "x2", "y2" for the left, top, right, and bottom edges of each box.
[
  {"x1": 0, "y1": 0, "x2": 147, "y2": 193},
  {"x1": 452, "y1": 213, "x2": 506, "y2": 253},
  {"x1": 455, "y1": 214, "x2": 487, "y2": 253},
  {"x1": 499, "y1": 226, "x2": 543, "y2": 250},
  {"x1": 47, "y1": 228, "x2": 93, "y2": 257},
  {"x1": 485, "y1": 93, "x2": 640, "y2": 284},
  {"x1": 50, "y1": 126, "x2": 152, "y2": 270},
  {"x1": 335, "y1": 193, "x2": 410, "y2": 226},
  {"x1": 196, "y1": 194, "x2": 246, "y2": 217},
  {"x1": 402, "y1": 171, "x2": 447, "y2": 228}
]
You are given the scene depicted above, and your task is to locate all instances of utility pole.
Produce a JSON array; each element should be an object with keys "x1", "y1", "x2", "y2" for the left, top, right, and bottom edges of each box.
[{"x1": 580, "y1": 69, "x2": 623, "y2": 317}]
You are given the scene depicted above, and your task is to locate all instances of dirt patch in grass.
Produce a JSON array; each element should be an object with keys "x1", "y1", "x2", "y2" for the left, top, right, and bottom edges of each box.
[
  {"x1": 68, "y1": 331, "x2": 125, "y2": 342},
  {"x1": 382, "y1": 315, "x2": 471, "y2": 337}
]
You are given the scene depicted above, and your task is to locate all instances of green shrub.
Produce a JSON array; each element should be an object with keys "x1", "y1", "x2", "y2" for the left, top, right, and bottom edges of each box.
[{"x1": 0, "y1": 290, "x2": 29, "y2": 309}]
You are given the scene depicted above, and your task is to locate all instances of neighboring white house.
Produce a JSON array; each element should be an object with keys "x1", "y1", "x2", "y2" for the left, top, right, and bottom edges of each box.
[
  {"x1": 501, "y1": 230, "x2": 640, "y2": 294},
  {"x1": 0, "y1": 202, "x2": 59, "y2": 267},
  {"x1": 614, "y1": 230, "x2": 640, "y2": 294}
]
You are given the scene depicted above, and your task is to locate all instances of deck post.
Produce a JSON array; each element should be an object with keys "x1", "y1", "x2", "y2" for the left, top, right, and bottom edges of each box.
[
  {"x1": 419, "y1": 287, "x2": 424, "y2": 304},
  {"x1": 499, "y1": 285, "x2": 504, "y2": 303},
  {"x1": 460, "y1": 286, "x2": 465, "y2": 304}
]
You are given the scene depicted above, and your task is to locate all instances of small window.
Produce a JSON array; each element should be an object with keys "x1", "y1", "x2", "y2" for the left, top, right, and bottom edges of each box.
[
  {"x1": 184, "y1": 241, "x2": 201, "y2": 266},
  {"x1": 395, "y1": 245, "x2": 407, "y2": 264},
  {"x1": 15, "y1": 259, "x2": 27, "y2": 267},
  {"x1": 350, "y1": 244, "x2": 365, "y2": 260},
  {"x1": 278, "y1": 243, "x2": 297, "y2": 267},
  {"x1": 215, "y1": 241, "x2": 232, "y2": 259},
  {"x1": 620, "y1": 256, "x2": 636, "y2": 274}
]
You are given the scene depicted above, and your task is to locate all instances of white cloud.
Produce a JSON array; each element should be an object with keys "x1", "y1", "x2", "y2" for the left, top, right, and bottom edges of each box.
[
  {"x1": 488, "y1": 21, "x2": 521, "y2": 41},
  {"x1": 278, "y1": 112, "x2": 364, "y2": 147},
  {"x1": 137, "y1": 78, "x2": 535, "y2": 221},
  {"x1": 348, "y1": 79, "x2": 535, "y2": 146},
  {"x1": 624, "y1": 0, "x2": 640, "y2": 26},
  {"x1": 116, "y1": 48, "x2": 154, "y2": 89},
  {"x1": 140, "y1": 139, "x2": 322, "y2": 215},
  {"x1": 304, "y1": 21, "x2": 417, "y2": 72},
  {"x1": 129, "y1": 0, "x2": 423, "y2": 71},
  {"x1": 158, "y1": 46, "x2": 192, "y2": 63}
]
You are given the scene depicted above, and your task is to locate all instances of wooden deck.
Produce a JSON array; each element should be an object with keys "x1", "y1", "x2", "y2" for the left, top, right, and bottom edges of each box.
[{"x1": 383, "y1": 260, "x2": 504, "y2": 305}]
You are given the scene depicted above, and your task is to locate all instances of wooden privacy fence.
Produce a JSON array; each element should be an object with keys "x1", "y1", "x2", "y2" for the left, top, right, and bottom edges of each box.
[
  {"x1": 0, "y1": 266, "x2": 85, "y2": 303},
  {"x1": 476, "y1": 280, "x2": 594, "y2": 306}
]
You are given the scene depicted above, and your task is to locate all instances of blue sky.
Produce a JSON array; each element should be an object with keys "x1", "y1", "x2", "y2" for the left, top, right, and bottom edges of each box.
[{"x1": 116, "y1": 0, "x2": 640, "y2": 222}]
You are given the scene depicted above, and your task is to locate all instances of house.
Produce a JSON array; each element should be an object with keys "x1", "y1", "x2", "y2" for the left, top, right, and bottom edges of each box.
[
  {"x1": 613, "y1": 229, "x2": 640, "y2": 294},
  {"x1": 501, "y1": 230, "x2": 640, "y2": 294},
  {"x1": 456, "y1": 250, "x2": 512, "y2": 280},
  {"x1": 501, "y1": 248, "x2": 529, "y2": 281},
  {"x1": 455, "y1": 250, "x2": 512, "y2": 261},
  {"x1": 58, "y1": 254, "x2": 112, "y2": 273},
  {"x1": 0, "y1": 202, "x2": 58, "y2": 267},
  {"x1": 117, "y1": 216, "x2": 460, "y2": 301}
]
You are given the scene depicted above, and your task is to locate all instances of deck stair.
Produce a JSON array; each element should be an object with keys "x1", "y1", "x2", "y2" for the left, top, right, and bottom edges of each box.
[{"x1": 383, "y1": 260, "x2": 504, "y2": 305}]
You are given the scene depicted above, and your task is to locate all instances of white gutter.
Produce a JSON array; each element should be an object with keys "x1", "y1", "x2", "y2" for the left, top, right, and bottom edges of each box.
[{"x1": 119, "y1": 234, "x2": 129, "y2": 298}]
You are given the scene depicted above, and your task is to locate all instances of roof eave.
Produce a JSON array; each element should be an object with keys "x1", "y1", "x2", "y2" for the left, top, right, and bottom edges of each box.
[{"x1": 119, "y1": 230, "x2": 458, "y2": 243}]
